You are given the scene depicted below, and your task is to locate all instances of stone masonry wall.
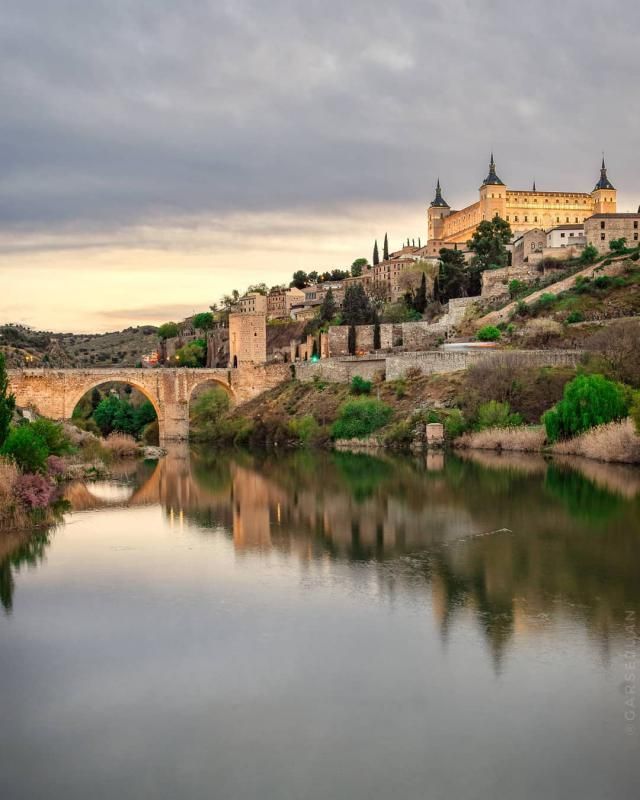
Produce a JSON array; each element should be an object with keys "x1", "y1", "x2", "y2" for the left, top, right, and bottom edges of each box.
[
  {"x1": 296, "y1": 357, "x2": 386, "y2": 384},
  {"x1": 386, "y1": 349, "x2": 582, "y2": 380}
]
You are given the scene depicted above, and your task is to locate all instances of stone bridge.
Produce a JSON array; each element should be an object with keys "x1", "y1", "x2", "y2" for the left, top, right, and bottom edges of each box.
[{"x1": 7, "y1": 365, "x2": 290, "y2": 443}]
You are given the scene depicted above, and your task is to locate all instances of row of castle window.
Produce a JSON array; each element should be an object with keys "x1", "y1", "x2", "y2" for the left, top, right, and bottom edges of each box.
[
  {"x1": 600, "y1": 220, "x2": 639, "y2": 229},
  {"x1": 508, "y1": 215, "x2": 581, "y2": 224}
]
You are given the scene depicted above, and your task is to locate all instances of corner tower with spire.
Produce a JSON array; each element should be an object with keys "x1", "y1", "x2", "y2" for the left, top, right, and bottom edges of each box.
[
  {"x1": 427, "y1": 178, "x2": 451, "y2": 242},
  {"x1": 478, "y1": 152, "x2": 507, "y2": 222},
  {"x1": 591, "y1": 157, "x2": 616, "y2": 214}
]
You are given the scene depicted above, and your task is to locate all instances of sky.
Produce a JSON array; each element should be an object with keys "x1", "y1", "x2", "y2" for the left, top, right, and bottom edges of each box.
[{"x1": 2, "y1": 0, "x2": 639, "y2": 333}]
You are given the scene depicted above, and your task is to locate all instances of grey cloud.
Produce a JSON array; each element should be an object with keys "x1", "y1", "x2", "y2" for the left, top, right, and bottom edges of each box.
[{"x1": 1, "y1": 0, "x2": 639, "y2": 232}]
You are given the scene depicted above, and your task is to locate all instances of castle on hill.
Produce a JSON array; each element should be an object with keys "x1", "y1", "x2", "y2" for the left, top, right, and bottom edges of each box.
[{"x1": 425, "y1": 154, "x2": 616, "y2": 255}]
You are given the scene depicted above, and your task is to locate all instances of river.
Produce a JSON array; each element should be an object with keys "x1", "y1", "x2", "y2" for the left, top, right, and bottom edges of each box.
[{"x1": 1, "y1": 446, "x2": 639, "y2": 799}]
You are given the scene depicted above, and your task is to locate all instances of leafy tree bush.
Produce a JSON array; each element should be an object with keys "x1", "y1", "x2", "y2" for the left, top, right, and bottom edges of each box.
[
  {"x1": 174, "y1": 340, "x2": 206, "y2": 367},
  {"x1": 342, "y1": 284, "x2": 374, "y2": 326},
  {"x1": 331, "y1": 398, "x2": 392, "y2": 440},
  {"x1": 319, "y1": 288, "x2": 337, "y2": 323},
  {"x1": 579, "y1": 244, "x2": 598, "y2": 265},
  {"x1": 2, "y1": 426, "x2": 49, "y2": 472},
  {"x1": 350, "y1": 375, "x2": 372, "y2": 395},
  {"x1": 475, "y1": 401, "x2": 523, "y2": 431},
  {"x1": 542, "y1": 374, "x2": 629, "y2": 442},
  {"x1": 288, "y1": 415, "x2": 319, "y2": 445},
  {"x1": 0, "y1": 353, "x2": 15, "y2": 449},
  {"x1": 476, "y1": 325, "x2": 501, "y2": 342},
  {"x1": 193, "y1": 312, "x2": 214, "y2": 330},
  {"x1": 609, "y1": 237, "x2": 627, "y2": 253},
  {"x1": 158, "y1": 322, "x2": 179, "y2": 340},
  {"x1": 566, "y1": 310, "x2": 584, "y2": 324},
  {"x1": 30, "y1": 419, "x2": 71, "y2": 456},
  {"x1": 13, "y1": 473, "x2": 55, "y2": 509},
  {"x1": 190, "y1": 388, "x2": 231, "y2": 440},
  {"x1": 509, "y1": 279, "x2": 527, "y2": 299},
  {"x1": 443, "y1": 408, "x2": 467, "y2": 439},
  {"x1": 466, "y1": 216, "x2": 512, "y2": 271}
]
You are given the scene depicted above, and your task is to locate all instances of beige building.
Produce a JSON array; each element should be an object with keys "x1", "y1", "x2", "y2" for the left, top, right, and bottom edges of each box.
[
  {"x1": 427, "y1": 156, "x2": 617, "y2": 254},
  {"x1": 512, "y1": 228, "x2": 546, "y2": 268},
  {"x1": 266, "y1": 286, "x2": 305, "y2": 319},
  {"x1": 585, "y1": 213, "x2": 640, "y2": 254},
  {"x1": 228, "y1": 312, "x2": 267, "y2": 366},
  {"x1": 237, "y1": 292, "x2": 267, "y2": 314}
]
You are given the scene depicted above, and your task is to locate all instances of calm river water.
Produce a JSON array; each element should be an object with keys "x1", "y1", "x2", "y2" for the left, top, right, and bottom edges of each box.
[{"x1": 1, "y1": 446, "x2": 639, "y2": 799}]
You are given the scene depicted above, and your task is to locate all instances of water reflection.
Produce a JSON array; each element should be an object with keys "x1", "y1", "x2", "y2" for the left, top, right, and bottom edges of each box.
[{"x1": 3, "y1": 445, "x2": 640, "y2": 668}]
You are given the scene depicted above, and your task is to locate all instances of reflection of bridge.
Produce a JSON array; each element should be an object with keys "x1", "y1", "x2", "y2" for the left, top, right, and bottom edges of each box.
[{"x1": 8, "y1": 365, "x2": 288, "y2": 442}]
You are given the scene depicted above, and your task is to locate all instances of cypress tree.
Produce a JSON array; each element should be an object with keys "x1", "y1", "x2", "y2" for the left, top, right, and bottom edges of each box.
[
  {"x1": 373, "y1": 240, "x2": 379, "y2": 265},
  {"x1": 413, "y1": 272, "x2": 427, "y2": 313},
  {"x1": 348, "y1": 325, "x2": 357, "y2": 355},
  {"x1": 373, "y1": 311, "x2": 381, "y2": 350},
  {"x1": 383, "y1": 233, "x2": 389, "y2": 261}
]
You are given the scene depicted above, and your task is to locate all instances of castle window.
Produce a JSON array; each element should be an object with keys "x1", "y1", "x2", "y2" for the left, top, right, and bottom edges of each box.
[
  {"x1": 575, "y1": 217, "x2": 578, "y2": 223},
  {"x1": 635, "y1": 233, "x2": 639, "y2": 241},
  {"x1": 514, "y1": 216, "x2": 518, "y2": 222},
  {"x1": 601, "y1": 221, "x2": 605, "y2": 229},
  {"x1": 524, "y1": 216, "x2": 528, "y2": 222},
  {"x1": 566, "y1": 217, "x2": 570, "y2": 223},
  {"x1": 601, "y1": 233, "x2": 606, "y2": 240},
  {"x1": 506, "y1": 216, "x2": 510, "y2": 221},
  {"x1": 561, "y1": 233, "x2": 565, "y2": 238},
  {"x1": 534, "y1": 216, "x2": 538, "y2": 222},
  {"x1": 556, "y1": 217, "x2": 560, "y2": 223},
  {"x1": 634, "y1": 222, "x2": 638, "y2": 229}
]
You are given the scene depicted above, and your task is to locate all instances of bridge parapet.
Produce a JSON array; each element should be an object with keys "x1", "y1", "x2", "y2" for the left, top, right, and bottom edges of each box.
[{"x1": 7, "y1": 365, "x2": 289, "y2": 443}]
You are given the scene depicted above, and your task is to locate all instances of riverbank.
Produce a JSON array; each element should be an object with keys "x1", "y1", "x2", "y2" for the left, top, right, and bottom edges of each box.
[
  {"x1": 0, "y1": 422, "x2": 163, "y2": 533},
  {"x1": 191, "y1": 359, "x2": 640, "y2": 464}
]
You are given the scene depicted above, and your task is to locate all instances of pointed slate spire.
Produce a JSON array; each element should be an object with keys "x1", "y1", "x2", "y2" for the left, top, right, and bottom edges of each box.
[
  {"x1": 430, "y1": 178, "x2": 449, "y2": 207},
  {"x1": 594, "y1": 155, "x2": 615, "y2": 190},
  {"x1": 482, "y1": 152, "x2": 504, "y2": 186}
]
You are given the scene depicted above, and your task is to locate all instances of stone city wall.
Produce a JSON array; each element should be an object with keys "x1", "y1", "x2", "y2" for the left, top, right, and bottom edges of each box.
[
  {"x1": 296, "y1": 357, "x2": 386, "y2": 384},
  {"x1": 481, "y1": 265, "x2": 537, "y2": 298},
  {"x1": 386, "y1": 349, "x2": 582, "y2": 380}
]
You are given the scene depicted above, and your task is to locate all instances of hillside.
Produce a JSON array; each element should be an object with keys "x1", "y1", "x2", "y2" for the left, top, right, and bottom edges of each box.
[{"x1": 0, "y1": 324, "x2": 159, "y2": 368}]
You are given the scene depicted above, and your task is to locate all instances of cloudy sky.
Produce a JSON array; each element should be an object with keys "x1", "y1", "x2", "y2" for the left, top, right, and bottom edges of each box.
[{"x1": 2, "y1": 0, "x2": 639, "y2": 332}]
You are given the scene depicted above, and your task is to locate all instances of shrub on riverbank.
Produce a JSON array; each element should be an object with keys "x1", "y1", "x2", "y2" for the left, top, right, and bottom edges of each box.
[
  {"x1": 455, "y1": 426, "x2": 546, "y2": 453},
  {"x1": 543, "y1": 374, "x2": 629, "y2": 442},
  {"x1": 331, "y1": 398, "x2": 392, "y2": 440},
  {"x1": 103, "y1": 433, "x2": 140, "y2": 458},
  {"x1": 550, "y1": 419, "x2": 640, "y2": 463}
]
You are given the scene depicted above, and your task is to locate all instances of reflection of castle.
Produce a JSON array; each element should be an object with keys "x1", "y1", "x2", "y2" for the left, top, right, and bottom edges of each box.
[{"x1": 58, "y1": 446, "x2": 640, "y2": 671}]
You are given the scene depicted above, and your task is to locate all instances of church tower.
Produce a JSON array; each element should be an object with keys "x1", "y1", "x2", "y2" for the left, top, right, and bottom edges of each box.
[
  {"x1": 591, "y1": 157, "x2": 616, "y2": 214},
  {"x1": 427, "y1": 178, "x2": 451, "y2": 241},
  {"x1": 478, "y1": 153, "x2": 507, "y2": 221}
]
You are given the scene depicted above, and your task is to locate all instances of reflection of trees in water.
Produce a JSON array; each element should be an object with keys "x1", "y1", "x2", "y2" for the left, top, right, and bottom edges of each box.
[{"x1": 0, "y1": 528, "x2": 54, "y2": 614}]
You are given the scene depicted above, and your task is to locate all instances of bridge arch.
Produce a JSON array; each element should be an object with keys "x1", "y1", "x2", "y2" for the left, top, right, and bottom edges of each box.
[{"x1": 66, "y1": 377, "x2": 164, "y2": 442}]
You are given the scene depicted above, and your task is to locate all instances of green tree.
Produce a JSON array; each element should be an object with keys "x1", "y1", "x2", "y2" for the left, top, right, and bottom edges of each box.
[
  {"x1": 0, "y1": 353, "x2": 16, "y2": 449},
  {"x1": 351, "y1": 257, "x2": 368, "y2": 277},
  {"x1": 412, "y1": 272, "x2": 428, "y2": 313},
  {"x1": 348, "y1": 325, "x2": 357, "y2": 355},
  {"x1": 342, "y1": 284, "x2": 373, "y2": 326},
  {"x1": 436, "y1": 248, "x2": 468, "y2": 301},
  {"x1": 290, "y1": 270, "x2": 309, "y2": 290},
  {"x1": 93, "y1": 395, "x2": 122, "y2": 436},
  {"x1": 476, "y1": 325, "x2": 502, "y2": 342},
  {"x1": 373, "y1": 240, "x2": 379, "y2": 265},
  {"x1": 134, "y1": 401, "x2": 157, "y2": 432},
  {"x1": 383, "y1": 233, "x2": 389, "y2": 261},
  {"x1": 175, "y1": 340, "x2": 206, "y2": 367},
  {"x1": 193, "y1": 312, "x2": 214, "y2": 330},
  {"x1": 542, "y1": 374, "x2": 629, "y2": 442},
  {"x1": 90, "y1": 387, "x2": 102, "y2": 410},
  {"x1": 579, "y1": 244, "x2": 598, "y2": 265},
  {"x1": 331, "y1": 398, "x2": 392, "y2": 439},
  {"x1": 476, "y1": 401, "x2": 522, "y2": 430},
  {"x1": 467, "y1": 216, "x2": 512, "y2": 272},
  {"x1": 373, "y1": 310, "x2": 381, "y2": 350},
  {"x1": 319, "y1": 288, "x2": 337, "y2": 323},
  {"x1": 30, "y1": 419, "x2": 71, "y2": 455},
  {"x1": 158, "y1": 322, "x2": 179, "y2": 340},
  {"x1": 609, "y1": 238, "x2": 627, "y2": 253},
  {"x1": 2, "y1": 426, "x2": 49, "y2": 473},
  {"x1": 246, "y1": 283, "x2": 269, "y2": 295}
]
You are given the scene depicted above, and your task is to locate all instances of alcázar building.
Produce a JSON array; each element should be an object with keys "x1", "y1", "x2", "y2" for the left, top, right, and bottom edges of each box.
[{"x1": 425, "y1": 155, "x2": 617, "y2": 255}]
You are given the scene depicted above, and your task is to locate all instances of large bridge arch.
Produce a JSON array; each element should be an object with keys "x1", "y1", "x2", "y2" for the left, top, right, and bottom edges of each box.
[{"x1": 65, "y1": 377, "x2": 164, "y2": 436}]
